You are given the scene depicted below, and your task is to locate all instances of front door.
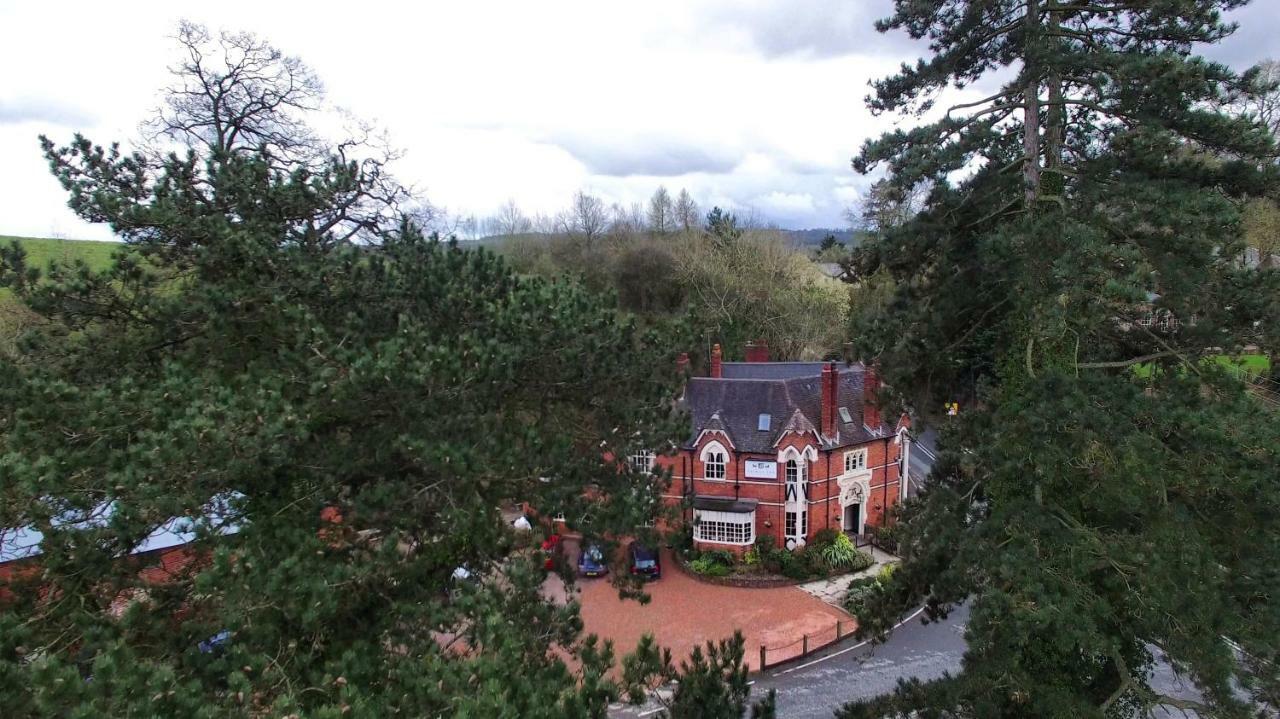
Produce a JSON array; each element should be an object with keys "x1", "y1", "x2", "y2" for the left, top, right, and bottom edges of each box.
[{"x1": 843, "y1": 503, "x2": 862, "y2": 536}]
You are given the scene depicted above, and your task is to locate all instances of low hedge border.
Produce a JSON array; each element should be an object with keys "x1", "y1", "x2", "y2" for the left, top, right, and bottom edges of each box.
[{"x1": 671, "y1": 551, "x2": 860, "y2": 588}]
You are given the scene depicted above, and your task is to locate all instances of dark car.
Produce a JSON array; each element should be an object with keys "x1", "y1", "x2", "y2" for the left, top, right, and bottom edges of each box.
[
  {"x1": 628, "y1": 542, "x2": 661, "y2": 580},
  {"x1": 578, "y1": 542, "x2": 608, "y2": 577}
]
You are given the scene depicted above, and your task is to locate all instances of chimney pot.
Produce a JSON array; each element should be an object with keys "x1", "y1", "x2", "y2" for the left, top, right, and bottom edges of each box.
[
  {"x1": 710, "y1": 344, "x2": 723, "y2": 379},
  {"x1": 745, "y1": 339, "x2": 769, "y2": 363},
  {"x1": 676, "y1": 352, "x2": 690, "y2": 376}
]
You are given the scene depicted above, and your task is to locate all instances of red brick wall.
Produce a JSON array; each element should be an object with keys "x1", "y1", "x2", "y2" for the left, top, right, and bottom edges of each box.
[{"x1": 662, "y1": 431, "x2": 903, "y2": 550}]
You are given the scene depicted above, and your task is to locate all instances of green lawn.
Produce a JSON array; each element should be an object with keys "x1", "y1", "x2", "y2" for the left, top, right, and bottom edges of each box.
[
  {"x1": 1134, "y1": 353, "x2": 1272, "y2": 379},
  {"x1": 0, "y1": 235, "x2": 124, "y2": 308},
  {"x1": 0, "y1": 235, "x2": 121, "y2": 273}
]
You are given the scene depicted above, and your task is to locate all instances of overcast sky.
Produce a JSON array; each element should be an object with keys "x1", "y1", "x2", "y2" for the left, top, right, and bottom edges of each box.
[{"x1": 2, "y1": 1, "x2": 1276, "y2": 240}]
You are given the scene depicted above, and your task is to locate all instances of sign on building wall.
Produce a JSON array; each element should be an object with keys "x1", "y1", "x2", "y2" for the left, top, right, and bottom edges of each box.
[{"x1": 744, "y1": 460, "x2": 777, "y2": 479}]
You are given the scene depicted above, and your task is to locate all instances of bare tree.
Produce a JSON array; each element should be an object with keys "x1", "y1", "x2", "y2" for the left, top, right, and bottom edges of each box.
[
  {"x1": 1237, "y1": 59, "x2": 1280, "y2": 144},
  {"x1": 559, "y1": 191, "x2": 609, "y2": 245},
  {"x1": 674, "y1": 189, "x2": 700, "y2": 233},
  {"x1": 846, "y1": 179, "x2": 930, "y2": 235},
  {"x1": 608, "y1": 201, "x2": 646, "y2": 240},
  {"x1": 137, "y1": 21, "x2": 415, "y2": 245},
  {"x1": 647, "y1": 186, "x2": 675, "y2": 234},
  {"x1": 488, "y1": 199, "x2": 533, "y2": 238}
]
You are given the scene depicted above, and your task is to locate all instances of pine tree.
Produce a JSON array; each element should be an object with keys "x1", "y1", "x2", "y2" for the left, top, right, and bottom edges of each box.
[
  {"x1": 840, "y1": 1, "x2": 1280, "y2": 716},
  {"x1": 0, "y1": 110, "x2": 691, "y2": 719}
]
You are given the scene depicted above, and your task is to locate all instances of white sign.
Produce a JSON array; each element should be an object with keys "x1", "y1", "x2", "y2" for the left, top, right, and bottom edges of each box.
[{"x1": 744, "y1": 460, "x2": 777, "y2": 479}]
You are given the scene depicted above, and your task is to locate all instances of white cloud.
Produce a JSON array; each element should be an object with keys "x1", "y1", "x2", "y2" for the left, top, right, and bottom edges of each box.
[{"x1": 0, "y1": 0, "x2": 1275, "y2": 239}]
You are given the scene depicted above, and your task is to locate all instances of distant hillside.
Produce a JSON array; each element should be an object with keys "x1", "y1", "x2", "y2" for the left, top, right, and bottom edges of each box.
[
  {"x1": 1, "y1": 235, "x2": 121, "y2": 273},
  {"x1": 779, "y1": 228, "x2": 865, "y2": 248}
]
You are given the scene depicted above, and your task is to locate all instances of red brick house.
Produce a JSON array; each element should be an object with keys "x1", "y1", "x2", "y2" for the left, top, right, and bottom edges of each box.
[{"x1": 644, "y1": 343, "x2": 911, "y2": 553}]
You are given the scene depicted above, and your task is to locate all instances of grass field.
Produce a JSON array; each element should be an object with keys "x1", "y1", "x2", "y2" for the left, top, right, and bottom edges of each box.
[
  {"x1": 0, "y1": 235, "x2": 121, "y2": 273},
  {"x1": 1134, "y1": 353, "x2": 1272, "y2": 379},
  {"x1": 0, "y1": 235, "x2": 123, "y2": 307}
]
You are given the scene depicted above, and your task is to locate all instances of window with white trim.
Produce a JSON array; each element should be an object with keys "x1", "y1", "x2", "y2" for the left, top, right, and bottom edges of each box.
[
  {"x1": 629, "y1": 450, "x2": 655, "y2": 474},
  {"x1": 784, "y1": 459, "x2": 807, "y2": 502},
  {"x1": 844, "y1": 448, "x2": 868, "y2": 473},
  {"x1": 704, "y1": 451, "x2": 726, "y2": 479},
  {"x1": 694, "y1": 509, "x2": 755, "y2": 545}
]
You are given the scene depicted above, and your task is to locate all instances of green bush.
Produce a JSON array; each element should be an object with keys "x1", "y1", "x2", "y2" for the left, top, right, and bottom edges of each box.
[
  {"x1": 702, "y1": 549, "x2": 735, "y2": 567},
  {"x1": 810, "y1": 528, "x2": 841, "y2": 551},
  {"x1": 689, "y1": 557, "x2": 731, "y2": 577},
  {"x1": 752, "y1": 534, "x2": 776, "y2": 555},
  {"x1": 843, "y1": 576, "x2": 881, "y2": 615},
  {"x1": 817, "y1": 533, "x2": 863, "y2": 569},
  {"x1": 876, "y1": 562, "x2": 897, "y2": 583}
]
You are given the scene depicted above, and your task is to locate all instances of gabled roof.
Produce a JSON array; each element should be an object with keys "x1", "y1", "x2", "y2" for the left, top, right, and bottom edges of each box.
[
  {"x1": 695, "y1": 411, "x2": 735, "y2": 448},
  {"x1": 775, "y1": 407, "x2": 817, "y2": 446},
  {"x1": 682, "y1": 363, "x2": 887, "y2": 454}
]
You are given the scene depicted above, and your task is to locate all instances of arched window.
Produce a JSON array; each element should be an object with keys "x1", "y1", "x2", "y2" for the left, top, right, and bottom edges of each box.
[{"x1": 701, "y1": 442, "x2": 728, "y2": 480}]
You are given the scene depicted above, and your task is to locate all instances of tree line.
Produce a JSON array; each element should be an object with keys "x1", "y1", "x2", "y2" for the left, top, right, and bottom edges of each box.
[{"x1": 487, "y1": 188, "x2": 852, "y2": 364}]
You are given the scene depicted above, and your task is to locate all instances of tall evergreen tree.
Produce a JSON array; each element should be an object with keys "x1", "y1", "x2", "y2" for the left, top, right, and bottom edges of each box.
[
  {"x1": 0, "y1": 101, "x2": 691, "y2": 719},
  {"x1": 840, "y1": 1, "x2": 1280, "y2": 717}
]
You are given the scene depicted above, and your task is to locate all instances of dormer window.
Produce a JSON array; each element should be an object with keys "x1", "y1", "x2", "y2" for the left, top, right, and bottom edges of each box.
[{"x1": 705, "y1": 451, "x2": 726, "y2": 479}]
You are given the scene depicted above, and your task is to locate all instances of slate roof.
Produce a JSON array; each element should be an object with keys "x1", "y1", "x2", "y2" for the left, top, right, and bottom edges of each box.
[
  {"x1": 692, "y1": 496, "x2": 759, "y2": 513},
  {"x1": 682, "y1": 363, "x2": 887, "y2": 453},
  {"x1": 720, "y1": 362, "x2": 831, "y2": 380}
]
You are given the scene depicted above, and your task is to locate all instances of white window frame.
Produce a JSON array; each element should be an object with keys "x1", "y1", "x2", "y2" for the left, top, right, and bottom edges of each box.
[
  {"x1": 844, "y1": 448, "x2": 868, "y2": 474},
  {"x1": 701, "y1": 441, "x2": 728, "y2": 480},
  {"x1": 629, "y1": 450, "x2": 655, "y2": 474},
  {"x1": 693, "y1": 509, "x2": 755, "y2": 545}
]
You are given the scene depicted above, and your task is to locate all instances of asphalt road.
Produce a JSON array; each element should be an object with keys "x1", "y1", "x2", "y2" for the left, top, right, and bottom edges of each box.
[
  {"x1": 752, "y1": 603, "x2": 968, "y2": 718},
  {"x1": 607, "y1": 605, "x2": 968, "y2": 719}
]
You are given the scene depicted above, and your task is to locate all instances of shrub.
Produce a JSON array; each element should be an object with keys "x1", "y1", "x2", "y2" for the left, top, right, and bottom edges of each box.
[
  {"x1": 752, "y1": 534, "x2": 776, "y2": 555},
  {"x1": 742, "y1": 547, "x2": 760, "y2": 566},
  {"x1": 843, "y1": 576, "x2": 881, "y2": 615},
  {"x1": 689, "y1": 557, "x2": 731, "y2": 577},
  {"x1": 877, "y1": 562, "x2": 897, "y2": 583},
  {"x1": 703, "y1": 549, "x2": 735, "y2": 567},
  {"x1": 810, "y1": 528, "x2": 841, "y2": 551},
  {"x1": 776, "y1": 550, "x2": 810, "y2": 580},
  {"x1": 816, "y1": 533, "x2": 860, "y2": 569},
  {"x1": 873, "y1": 523, "x2": 900, "y2": 554}
]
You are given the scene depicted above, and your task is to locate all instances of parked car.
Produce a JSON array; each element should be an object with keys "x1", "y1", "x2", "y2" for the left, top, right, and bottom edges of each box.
[
  {"x1": 578, "y1": 542, "x2": 608, "y2": 577},
  {"x1": 628, "y1": 542, "x2": 661, "y2": 580}
]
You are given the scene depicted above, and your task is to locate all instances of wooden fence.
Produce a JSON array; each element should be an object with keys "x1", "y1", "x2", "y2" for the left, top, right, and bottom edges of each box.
[{"x1": 758, "y1": 618, "x2": 852, "y2": 671}]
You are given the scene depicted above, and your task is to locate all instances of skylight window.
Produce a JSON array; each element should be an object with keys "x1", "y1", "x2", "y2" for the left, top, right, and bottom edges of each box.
[
  {"x1": 758, "y1": 413, "x2": 771, "y2": 431},
  {"x1": 838, "y1": 407, "x2": 852, "y2": 423}
]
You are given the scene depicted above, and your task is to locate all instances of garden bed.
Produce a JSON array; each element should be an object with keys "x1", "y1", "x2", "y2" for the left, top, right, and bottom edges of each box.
[{"x1": 672, "y1": 529, "x2": 875, "y2": 588}]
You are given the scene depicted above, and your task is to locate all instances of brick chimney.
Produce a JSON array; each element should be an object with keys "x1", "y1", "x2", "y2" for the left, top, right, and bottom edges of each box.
[
  {"x1": 821, "y1": 361, "x2": 837, "y2": 438},
  {"x1": 676, "y1": 352, "x2": 690, "y2": 376},
  {"x1": 744, "y1": 339, "x2": 769, "y2": 363},
  {"x1": 863, "y1": 365, "x2": 881, "y2": 430},
  {"x1": 710, "y1": 343, "x2": 723, "y2": 378}
]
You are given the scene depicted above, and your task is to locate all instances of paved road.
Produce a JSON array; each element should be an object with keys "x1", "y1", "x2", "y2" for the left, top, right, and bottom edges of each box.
[
  {"x1": 608, "y1": 605, "x2": 968, "y2": 718},
  {"x1": 752, "y1": 604, "x2": 968, "y2": 718}
]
